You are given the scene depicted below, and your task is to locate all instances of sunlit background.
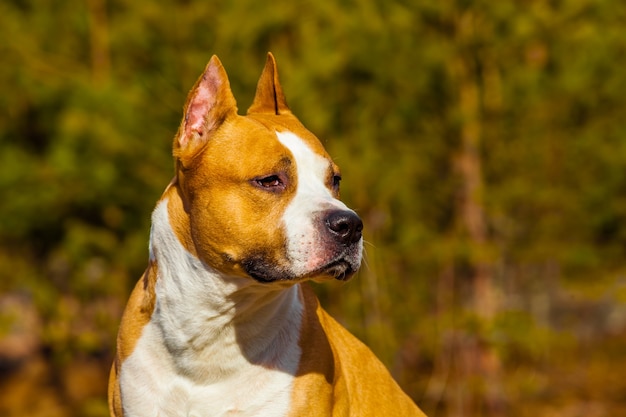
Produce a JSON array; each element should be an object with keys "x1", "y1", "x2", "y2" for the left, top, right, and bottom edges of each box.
[{"x1": 1, "y1": 1, "x2": 626, "y2": 416}]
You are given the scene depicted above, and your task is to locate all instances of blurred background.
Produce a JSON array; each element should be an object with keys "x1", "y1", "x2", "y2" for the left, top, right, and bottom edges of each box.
[{"x1": 1, "y1": 0, "x2": 626, "y2": 416}]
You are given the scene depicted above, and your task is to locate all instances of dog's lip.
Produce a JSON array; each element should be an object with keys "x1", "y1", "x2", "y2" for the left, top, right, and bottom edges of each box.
[
  {"x1": 316, "y1": 259, "x2": 357, "y2": 281},
  {"x1": 246, "y1": 260, "x2": 355, "y2": 283}
]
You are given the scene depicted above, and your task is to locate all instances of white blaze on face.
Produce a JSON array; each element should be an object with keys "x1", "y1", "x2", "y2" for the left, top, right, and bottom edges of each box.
[{"x1": 276, "y1": 131, "x2": 354, "y2": 275}]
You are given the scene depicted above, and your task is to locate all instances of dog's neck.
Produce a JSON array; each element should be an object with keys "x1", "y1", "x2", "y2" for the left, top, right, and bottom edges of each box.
[{"x1": 147, "y1": 188, "x2": 303, "y2": 382}]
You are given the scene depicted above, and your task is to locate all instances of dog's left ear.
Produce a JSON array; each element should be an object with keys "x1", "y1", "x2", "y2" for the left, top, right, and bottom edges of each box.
[
  {"x1": 247, "y1": 53, "x2": 291, "y2": 115},
  {"x1": 174, "y1": 55, "x2": 238, "y2": 163}
]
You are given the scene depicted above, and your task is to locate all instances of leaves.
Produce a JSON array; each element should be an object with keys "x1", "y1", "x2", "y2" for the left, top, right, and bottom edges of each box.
[{"x1": 1, "y1": 0, "x2": 626, "y2": 416}]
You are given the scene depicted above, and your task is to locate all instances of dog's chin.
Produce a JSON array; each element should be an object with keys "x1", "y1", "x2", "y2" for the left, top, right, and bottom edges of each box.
[{"x1": 313, "y1": 260, "x2": 358, "y2": 282}]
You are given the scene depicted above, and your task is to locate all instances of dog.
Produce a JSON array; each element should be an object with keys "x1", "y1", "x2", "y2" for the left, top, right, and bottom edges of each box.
[{"x1": 108, "y1": 53, "x2": 426, "y2": 416}]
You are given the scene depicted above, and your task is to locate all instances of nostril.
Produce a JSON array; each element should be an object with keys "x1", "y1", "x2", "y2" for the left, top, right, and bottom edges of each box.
[
  {"x1": 333, "y1": 219, "x2": 350, "y2": 234},
  {"x1": 325, "y1": 210, "x2": 363, "y2": 245}
]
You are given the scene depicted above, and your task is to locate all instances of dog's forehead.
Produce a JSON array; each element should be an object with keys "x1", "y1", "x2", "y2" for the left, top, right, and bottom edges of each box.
[
  {"x1": 276, "y1": 131, "x2": 333, "y2": 180},
  {"x1": 244, "y1": 113, "x2": 337, "y2": 175}
]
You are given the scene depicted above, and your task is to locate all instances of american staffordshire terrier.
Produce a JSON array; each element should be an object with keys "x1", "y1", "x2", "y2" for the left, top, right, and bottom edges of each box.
[{"x1": 108, "y1": 53, "x2": 426, "y2": 417}]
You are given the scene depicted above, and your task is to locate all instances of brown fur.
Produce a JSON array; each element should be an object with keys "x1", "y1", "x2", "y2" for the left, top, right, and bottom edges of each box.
[{"x1": 288, "y1": 284, "x2": 425, "y2": 416}]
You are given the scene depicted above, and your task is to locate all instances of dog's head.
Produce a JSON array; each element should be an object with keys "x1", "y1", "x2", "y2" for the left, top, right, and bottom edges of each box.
[{"x1": 168, "y1": 54, "x2": 362, "y2": 284}]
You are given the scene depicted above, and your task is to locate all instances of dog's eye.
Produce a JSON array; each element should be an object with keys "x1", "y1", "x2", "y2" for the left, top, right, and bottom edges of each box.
[
  {"x1": 255, "y1": 175, "x2": 284, "y2": 190},
  {"x1": 332, "y1": 175, "x2": 342, "y2": 190}
]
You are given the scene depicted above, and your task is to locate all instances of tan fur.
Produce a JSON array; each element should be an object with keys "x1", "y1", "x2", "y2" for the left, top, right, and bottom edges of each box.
[
  {"x1": 108, "y1": 261, "x2": 157, "y2": 416},
  {"x1": 287, "y1": 284, "x2": 426, "y2": 417}
]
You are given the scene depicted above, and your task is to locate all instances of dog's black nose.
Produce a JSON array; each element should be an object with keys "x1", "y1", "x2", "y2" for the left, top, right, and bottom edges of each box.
[{"x1": 325, "y1": 210, "x2": 363, "y2": 245}]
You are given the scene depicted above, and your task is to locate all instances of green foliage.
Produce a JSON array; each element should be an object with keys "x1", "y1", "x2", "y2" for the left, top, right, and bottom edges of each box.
[{"x1": 1, "y1": 0, "x2": 626, "y2": 416}]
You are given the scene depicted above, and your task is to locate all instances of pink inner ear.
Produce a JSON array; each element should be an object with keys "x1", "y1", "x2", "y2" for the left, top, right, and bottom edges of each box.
[
  {"x1": 185, "y1": 82, "x2": 214, "y2": 139},
  {"x1": 177, "y1": 57, "x2": 236, "y2": 150}
]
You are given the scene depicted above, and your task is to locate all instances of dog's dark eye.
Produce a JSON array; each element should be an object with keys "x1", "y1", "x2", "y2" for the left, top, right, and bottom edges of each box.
[
  {"x1": 255, "y1": 175, "x2": 284, "y2": 190},
  {"x1": 332, "y1": 175, "x2": 342, "y2": 189}
]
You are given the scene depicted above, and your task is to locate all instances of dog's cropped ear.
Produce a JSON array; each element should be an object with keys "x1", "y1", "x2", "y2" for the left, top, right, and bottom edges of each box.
[
  {"x1": 247, "y1": 53, "x2": 291, "y2": 115},
  {"x1": 174, "y1": 55, "x2": 238, "y2": 162}
]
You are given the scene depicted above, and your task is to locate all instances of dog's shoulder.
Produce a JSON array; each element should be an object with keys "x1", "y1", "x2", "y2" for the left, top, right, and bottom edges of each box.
[{"x1": 295, "y1": 284, "x2": 425, "y2": 416}]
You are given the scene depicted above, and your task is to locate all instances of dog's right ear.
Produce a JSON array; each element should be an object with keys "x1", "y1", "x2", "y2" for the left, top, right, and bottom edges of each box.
[
  {"x1": 174, "y1": 55, "x2": 238, "y2": 163},
  {"x1": 247, "y1": 53, "x2": 290, "y2": 115}
]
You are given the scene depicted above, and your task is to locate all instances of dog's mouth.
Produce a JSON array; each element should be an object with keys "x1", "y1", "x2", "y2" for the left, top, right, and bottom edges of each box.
[
  {"x1": 242, "y1": 252, "x2": 360, "y2": 284},
  {"x1": 318, "y1": 259, "x2": 357, "y2": 281}
]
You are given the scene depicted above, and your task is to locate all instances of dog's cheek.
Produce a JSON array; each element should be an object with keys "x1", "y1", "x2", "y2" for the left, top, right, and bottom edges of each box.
[{"x1": 187, "y1": 189, "x2": 287, "y2": 274}]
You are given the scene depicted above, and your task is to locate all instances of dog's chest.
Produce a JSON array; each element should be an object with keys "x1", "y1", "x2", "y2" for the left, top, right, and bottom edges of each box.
[
  {"x1": 119, "y1": 208, "x2": 304, "y2": 417},
  {"x1": 119, "y1": 319, "x2": 298, "y2": 417}
]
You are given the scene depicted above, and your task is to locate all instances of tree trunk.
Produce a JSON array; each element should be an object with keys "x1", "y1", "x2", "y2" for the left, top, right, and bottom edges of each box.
[
  {"x1": 86, "y1": 0, "x2": 110, "y2": 84},
  {"x1": 449, "y1": 10, "x2": 505, "y2": 416}
]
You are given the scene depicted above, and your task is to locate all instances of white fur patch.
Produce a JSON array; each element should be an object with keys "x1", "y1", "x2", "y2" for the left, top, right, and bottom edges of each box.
[
  {"x1": 276, "y1": 131, "x2": 362, "y2": 276},
  {"x1": 119, "y1": 199, "x2": 303, "y2": 416}
]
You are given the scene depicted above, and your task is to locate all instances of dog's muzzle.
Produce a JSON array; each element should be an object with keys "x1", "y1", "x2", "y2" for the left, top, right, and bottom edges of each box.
[
  {"x1": 243, "y1": 209, "x2": 363, "y2": 284},
  {"x1": 318, "y1": 209, "x2": 363, "y2": 281}
]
